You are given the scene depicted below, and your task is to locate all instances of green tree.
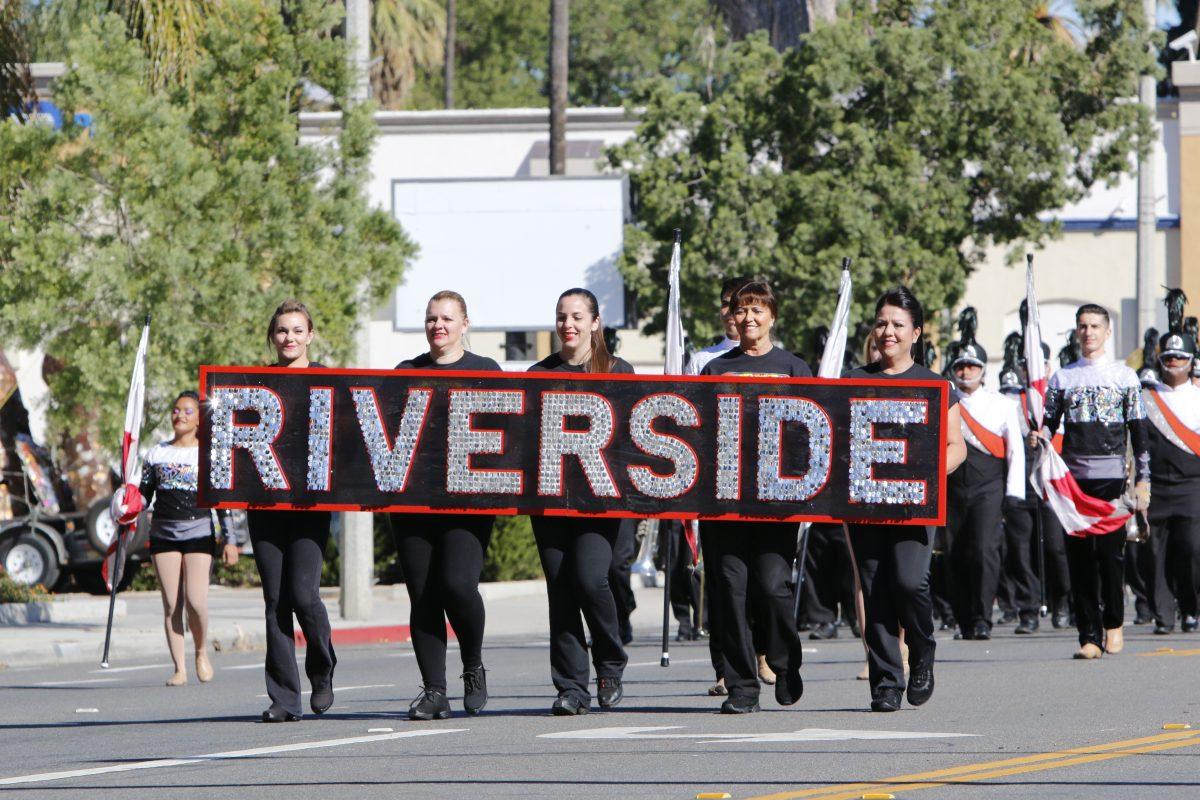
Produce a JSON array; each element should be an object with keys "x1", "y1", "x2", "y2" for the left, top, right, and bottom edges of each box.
[
  {"x1": 1, "y1": 2, "x2": 34, "y2": 120},
  {"x1": 0, "y1": 1, "x2": 415, "y2": 449},
  {"x1": 371, "y1": 0, "x2": 446, "y2": 109},
  {"x1": 611, "y1": 0, "x2": 1157, "y2": 351}
]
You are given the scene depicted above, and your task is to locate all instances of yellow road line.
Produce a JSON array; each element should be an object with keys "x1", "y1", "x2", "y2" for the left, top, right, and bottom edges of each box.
[
  {"x1": 744, "y1": 730, "x2": 1200, "y2": 800},
  {"x1": 1137, "y1": 648, "x2": 1200, "y2": 657}
]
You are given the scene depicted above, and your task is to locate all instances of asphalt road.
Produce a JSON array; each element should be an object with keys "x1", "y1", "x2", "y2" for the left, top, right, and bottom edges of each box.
[{"x1": 1, "y1": 622, "x2": 1199, "y2": 799}]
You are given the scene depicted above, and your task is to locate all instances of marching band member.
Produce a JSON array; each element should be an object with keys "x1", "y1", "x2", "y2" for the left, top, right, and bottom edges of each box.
[
  {"x1": 393, "y1": 290, "x2": 501, "y2": 720},
  {"x1": 844, "y1": 286, "x2": 966, "y2": 712},
  {"x1": 699, "y1": 280, "x2": 808, "y2": 714},
  {"x1": 1037, "y1": 303, "x2": 1151, "y2": 659},
  {"x1": 528, "y1": 288, "x2": 631, "y2": 715},
  {"x1": 946, "y1": 309, "x2": 1024, "y2": 641},
  {"x1": 1142, "y1": 290, "x2": 1200, "y2": 635},
  {"x1": 250, "y1": 299, "x2": 336, "y2": 722},
  {"x1": 1002, "y1": 340, "x2": 1072, "y2": 632}
]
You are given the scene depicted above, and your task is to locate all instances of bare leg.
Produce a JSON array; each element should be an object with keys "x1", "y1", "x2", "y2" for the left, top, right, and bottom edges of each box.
[
  {"x1": 183, "y1": 552, "x2": 214, "y2": 681},
  {"x1": 153, "y1": 551, "x2": 187, "y2": 685}
]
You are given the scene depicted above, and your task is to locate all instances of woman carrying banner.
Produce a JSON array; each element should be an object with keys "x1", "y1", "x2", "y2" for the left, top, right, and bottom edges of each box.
[
  {"x1": 122, "y1": 391, "x2": 242, "y2": 686},
  {"x1": 699, "y1": 280, "x2": 809, "y2": 714},
  {"x1": 528, "y1": 288, "x2": 631, "y2": 715},
  {"x1": 249, "y1": 299, "x2": 336, "y2": 722},
  {"x1": 393, "y1": 290, "x2": 502, "y2": 720},
  {"x1": 844, "y1": 286, "x2": 967, "y2": 712}
]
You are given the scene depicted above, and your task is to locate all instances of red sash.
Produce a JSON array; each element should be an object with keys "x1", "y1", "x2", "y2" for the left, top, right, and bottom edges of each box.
[
  {"x1": 1147, "y1": 389, "x2": 1200, "y2": 457},
  {"x1": 960, "y1": 404, "x2": 1006, "y2": 459}
]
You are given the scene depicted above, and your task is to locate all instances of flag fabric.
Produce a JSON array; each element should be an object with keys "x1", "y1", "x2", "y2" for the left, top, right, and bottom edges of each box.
[
  {"x1": 102, "y1": 318, "x2": 150, "y2": 589},
  {"x1": 819, "y1": 267, "x2": 851, "y2": 380},
  {"x1": 1023, "y1": 262, "x2": 1131, "y2": 536},
  {"x1": 665, "y1": 234, "x2": 685, "y2": 377}
]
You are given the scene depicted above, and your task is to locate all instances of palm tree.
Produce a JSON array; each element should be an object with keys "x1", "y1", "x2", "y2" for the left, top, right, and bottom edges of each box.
[
  {"x1": 549, "y1": 0, "x2": 568, "y2": 175},
  {"x1": 444, "y1": 0, "x2": 455, "y2": 109},
  {"x1": 372, "y1": 0, "x2": 445, "y2": 109}
]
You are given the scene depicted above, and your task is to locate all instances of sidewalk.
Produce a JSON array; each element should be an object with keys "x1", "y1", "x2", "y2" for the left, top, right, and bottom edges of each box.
[{"x1": 0, "y1": 580, "x2": 669, "y2": 669}]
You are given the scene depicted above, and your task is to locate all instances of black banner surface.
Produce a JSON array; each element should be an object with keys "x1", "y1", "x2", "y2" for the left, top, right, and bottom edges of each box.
[{"x1": 198, "y1": 366, "x2": 948, "y2": 525}]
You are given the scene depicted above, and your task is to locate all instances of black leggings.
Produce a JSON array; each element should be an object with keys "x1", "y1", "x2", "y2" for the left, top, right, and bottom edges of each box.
[
  {"x1": 1064, "y1": 478, "x2": 1127, "y2": 647},
  {"x1": 531, "y1": 517, "x2": 627, "y2": 701},
  {"x1": 392, "y1": 515, "x2": 492, "y2": 692},
  {"x1": 248, "y1": 510, "x2": 335, "y2": 716}
]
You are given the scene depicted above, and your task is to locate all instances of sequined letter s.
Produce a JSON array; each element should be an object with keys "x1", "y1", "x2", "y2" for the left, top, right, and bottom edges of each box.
[{"x1": 627, "y1": 394, "x2": 700, "y2": 499}]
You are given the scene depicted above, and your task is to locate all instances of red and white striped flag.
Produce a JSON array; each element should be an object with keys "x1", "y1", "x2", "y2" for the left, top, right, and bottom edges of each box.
[
  {"x1": 102, "y1": 317, "x2": 150, "y2": 589},
  {"x1": 1024, "y1": 259, "x2": 1130, "y2": 536}
]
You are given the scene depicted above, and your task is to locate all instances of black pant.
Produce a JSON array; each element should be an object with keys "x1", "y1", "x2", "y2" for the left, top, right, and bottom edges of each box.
[
  {"x1": 531, "y1": 517, "x2": 628, "y2": 701},
  {"x1": 609, "y1": 518, "x2": 638, "y2": 635},
  {"x1": 1003, "y1": 497, "x2": 1071, "y2": 619},
  {"x1": 668, "y1": 521, "x2": 703, "y2": 635},
  {"x1": 1064, "y1": 478, "x2": 1127, "y2": 647},
  {"x1": 1147, "y1": 484, "x2": 1200, "y2": 625},
  {"x1": 248, "y1": 510, "x2": 336, "y2": 716},
  {"x1": 799, "y1": 523, "x2": 855, "y2": 627},
  {"x1": 1125, "y1": 539, "x2": 1155, "y2": 621},
  {"x1": 848, "y1": 523, "x2": 936, "y2": 694},
  {"x1": 392, "y1": 514, "x2": 492, "y2": 692},
  {"x1": 700, "y1": 521, "x2": 803, "y2": 700},
  {"x1": 930, "y1": 527, "x2": 954, "y2": 624},
  {"x1": 948, "y1": 482, "x2": 1005, "y2": 632}
]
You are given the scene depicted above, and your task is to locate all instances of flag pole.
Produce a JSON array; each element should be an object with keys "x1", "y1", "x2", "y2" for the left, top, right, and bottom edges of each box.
[
  {"x1": 661, "y1": 228, "x2": 683, "y2": 668},
  {"x1": 1025, "y1": 255, "x2": 1049, "y2": 618}
]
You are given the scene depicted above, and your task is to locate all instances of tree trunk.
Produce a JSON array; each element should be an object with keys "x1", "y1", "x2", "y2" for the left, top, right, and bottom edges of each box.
[
  {"x1": 714, "y1": 0, "x2": 836, "y2": 51},
  {"x1": 444, "y1": 0, "x2": 456, "y2": 109},
  {"x1": 549, "y1": 0, "x2": 569, "y2": 175}
]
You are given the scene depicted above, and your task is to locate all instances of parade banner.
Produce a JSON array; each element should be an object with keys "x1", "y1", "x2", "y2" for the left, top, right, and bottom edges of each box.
[{"x1": 198, "y1": 366, "x2": 948, "y2": 525}]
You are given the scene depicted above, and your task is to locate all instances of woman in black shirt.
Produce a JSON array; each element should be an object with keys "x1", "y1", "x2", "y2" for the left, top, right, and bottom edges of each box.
[
  {"x1": 528, "y1": 288, "x2": 631, "y2": 715},
  {"x1": 843, "y1": 286, "x2": 966, "y2": 713},
  {"x1": 250, "y1": 299, "x2": 336, "y2": 723},
  {"x1": 393, "y1": 290, "x2": 501, "y2": 720},
  {"x1": 700, "y1": 280, "x2": 809, "y2": 713}
]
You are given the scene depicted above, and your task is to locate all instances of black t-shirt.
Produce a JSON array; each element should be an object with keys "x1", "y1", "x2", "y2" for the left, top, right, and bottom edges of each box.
[
  {"x1": 527, "y1": 353, "x2": 635, "y2": 374},
  {"x1": 843, "y1": 361, "x2": 959, "y2": 407},
  {"x1": 700, "y1": 347, "x2": 812, "y2": 378},
  {"x1": 395, "y1": 351, "x2": 502, "y2": 371}
]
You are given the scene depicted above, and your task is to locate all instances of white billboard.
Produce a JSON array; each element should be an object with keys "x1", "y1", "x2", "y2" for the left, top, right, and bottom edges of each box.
[{"x1": 391, "y1": 176, "x2": 628, "y2": 331}]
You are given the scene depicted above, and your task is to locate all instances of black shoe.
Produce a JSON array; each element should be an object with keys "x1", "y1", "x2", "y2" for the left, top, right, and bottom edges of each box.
[
  {"x1": 1183, "y1": 616, "x2": 1199, "y2": 633},
  {"x1": 797, "y1": 622, "x2": 813, "y2": 632},
  {"x1": 310, "y1": 682, "x2": 334, "y2": 715},
  {"x1": 999, "y1": 611, "x2": 1018, "y2": 624},
  {"x1": 551, "y1": 693, "x2": 589, "y2": 716},
  {"x1": 1014, "y1": 618, "x2": 1038, "y2": 635},
  {"x1": 695, "y1": 627, "x2": 710, "y2": 640},
  {"x1": 720, "y1": 694, "x2": 761, "y2": 714},
  {"x1": 409, "y1": 685, "x2": 451, "y2": 721},
  {"x1": 775, "y1": 665, "x2": 803, "y2": 706},
  {"x1": 261, "y1": 705, "x2": 301, "y2": 723},
  {"x1": 1052, "y1": 611, "x2": 1070, "y2": 630},
  {"x1": 971, "y1": 622, "x2": 991, "y2": 641},
  {"x1": 808, "y1": 622, "x2": 838, "y2": 640},
  {"x1": 870, "y1": 687, "x2": 902, "y2": 712},
  {"x1": 906, "y1": 658, "x2": 934, "y2": 706},
  {"x1": 620, "y1": 617, "x2": 633, "y2": 645},
  {"x1": 462, "y1": 665, "x2": 488, "y2": 715},
  {"x1": 597, "y1": 677, "x2": 623, "y2": 709},
  {"x1": 1134, "y1": 614, "x2": 1153, "y2": 625},
  {"x1": 675, "y1": 625, "x2": 693, "y2": 642},
  {"x1": 1154, "y1": 622, "x2": 1173, "y2": 635}
]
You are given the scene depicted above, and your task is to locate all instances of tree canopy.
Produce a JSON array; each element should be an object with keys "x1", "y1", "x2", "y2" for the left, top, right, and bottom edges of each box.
[
  {"x1": 610, "y1": 0, "x2": 1158, "y2": 352},
  {"x1": 0, "y1": 0, "x2": 414, "y2": 447}
]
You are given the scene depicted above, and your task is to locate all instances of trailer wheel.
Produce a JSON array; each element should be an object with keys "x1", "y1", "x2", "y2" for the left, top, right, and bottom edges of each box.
[{"x1": 0, "y1": 531, "x2": 60, "y2": 589}]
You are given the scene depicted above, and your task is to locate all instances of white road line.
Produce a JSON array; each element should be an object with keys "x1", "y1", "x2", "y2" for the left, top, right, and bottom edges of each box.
[
  {"x1": 36, "y1": 678, "x2": 120, "y2": 687},
  {"x1": 222, "y1": 663, "x2": 266, "y2": 671},
  {"x1": 89, "y1": 663, "x2": 172, "y2": 674},
  {"x1": 0, "y1": 729, "x2": 465, "y2": 787},
  {"x1": 255, "y1": 683, "x2": 393, "y2": 699},
  {"x1": 626, "y1": 657, "x2": 711, "y2": 668},
  {"x1": 539, "y1": 726, "x2": 977, "y2": 744}
]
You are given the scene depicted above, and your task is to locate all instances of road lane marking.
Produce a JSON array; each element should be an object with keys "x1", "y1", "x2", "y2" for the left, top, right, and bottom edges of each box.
[
  {"x1": 88, "y1": 663, "x2": 172, "y2": 674},
  {"x1": 223, "y1": 663, "x2": 266, "y2": 670},
  {"x1": 627, "y1": 658, "x2": 712, "y2": 668},
  {"x1": 0, "y1": 729, "x2": 466, "y2": 787},
  {"x1": 744, "y1": 729, "x2": 1200, "y2": 800},
  {"x1": 540, "y1": 727, "x2": 975, "y2": 744},
  {"x1": 255, "y1": 683, "x2": 393, "y2": 698},
  {"x1": 36, "y1": 678, "x2": 120, "y2": 687},
  {"x1": 1137, "y1": 647, "x2": 1200, "y2": 657}
]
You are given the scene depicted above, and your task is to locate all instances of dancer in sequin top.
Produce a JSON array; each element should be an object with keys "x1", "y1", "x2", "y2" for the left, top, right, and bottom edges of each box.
[
  {"x1": 1037, "y1": 303, "x2": 1151, "y2": 659},
  {"x1": 249, "y1": 299, "x2": 336, "y2": 723},
  {"x1": 843, "y1": 286, "x2": 966, "y2": 713},
  {"x1": 527, "y1": 288, "x2": 632, "y2": 715},
  {"x1": 393, "y1": 290, "x2": 502, "y2": 721}
]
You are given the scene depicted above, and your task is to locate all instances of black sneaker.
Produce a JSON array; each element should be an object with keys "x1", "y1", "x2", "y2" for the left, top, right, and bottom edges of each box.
[
  {"x1": 1183, "y1": 616, "x2": 1199, "y2": 633},
  {"x1": 906, "y1": 658, "x2": 934, "y2": 706},
  {"x1": 999, "y1": 611, "x2": 1018, "y2": 624},
  {"x1": 310, "y1": 681, "x2": 334, "y2": 715},
  {"x1": 971, "y1": 621, "x2": 991, "y2": 641},
  {"x1": 551, "y1": 693, "x2": 589, "y2": 716},
  {"x1": 1154, "y1": 622, "x2": 1173, "y2": 635},
  {"x1": 409, "y1": 685, "x2": 451, "y2": 721},
  {"x1": 870, "y1": 687, "x2": 902, "y2": 712},
  {"x1": 597, "y1": 677, "x2": 623, "y2": 709},
  {"x1": 808, "y1": 622, "x2": 838, "y2": 640},
  {"x1": 775, "y1": 664, "x2": 803, "y2": 706},
  {"x1": 462, "y1": 665, "x2": 488, "y2": 715},
  {"x1": 720, "y1": 694, "x2": 760, "y2": 714},
  {"x1": 1052, "y1": 611, "x2": 1070, "y2": 630},
  {"x1": 1014, "y1": 618, "x2": 1038, "y2": 635},
  {"x1": 262, "y1": 705, "x2": 301, "y2": 723}
]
